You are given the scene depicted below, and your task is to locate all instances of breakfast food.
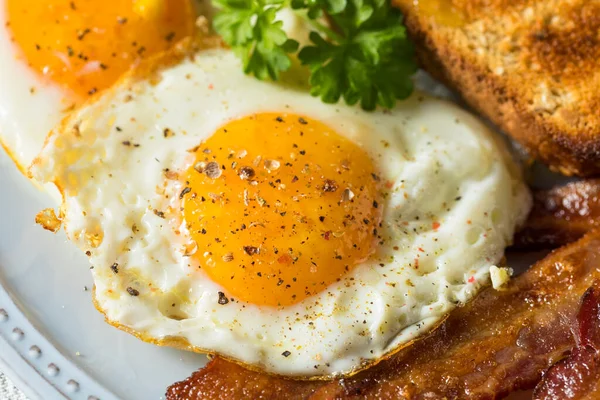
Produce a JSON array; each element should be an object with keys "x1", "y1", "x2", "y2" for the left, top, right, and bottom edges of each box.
[
  {"x1": 168, "y1": 230, "x2": 600, "y2": 399},
  {"x1": 394, "y1": 0, "x2": 600, "y2": 176},
  {"x1": 533, "y1": 284, "x2": 600, "y2": 400},
  {"x1": 515, "y1": 179, "x2": 600, "y2": 249},
  {"x1": 0, "y1": 0, "x2": 195, "y2": 175},
  {"x1": 30, "y1": 38, "x2": 530, "y2": 377}
]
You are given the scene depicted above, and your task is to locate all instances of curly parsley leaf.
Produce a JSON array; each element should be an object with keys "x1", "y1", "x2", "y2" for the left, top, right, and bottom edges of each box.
[
  {"x1": 298, "y1": 0, "x2": 417, "y2": 110},
  {"x1": 212, "y1": 0, "x2": 417, "y2": 110},
  {"x1": 213, "y1": 0, "x2": 299, "y2": 80}
]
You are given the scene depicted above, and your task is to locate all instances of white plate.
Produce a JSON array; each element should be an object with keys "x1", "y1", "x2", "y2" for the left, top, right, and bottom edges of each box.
[
  {"x1": 0, "y1": 149, "x2": 208, "y2": 400},
  {"x1": 0, "y1": 73, "x2": 562, "y2": 399}
]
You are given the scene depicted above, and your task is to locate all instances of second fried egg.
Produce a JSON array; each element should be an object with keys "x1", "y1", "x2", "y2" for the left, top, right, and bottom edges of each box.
[
  {"x1": 31, "y1": 41, "x2": 531, "y2": 377},
  {"x1": 0, "y1": 0, "x2": 195, "y2": 175}
]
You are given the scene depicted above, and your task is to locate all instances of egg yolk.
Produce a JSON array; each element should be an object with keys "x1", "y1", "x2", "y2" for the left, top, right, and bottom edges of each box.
[
  {"x1": 6, "y1": 0, "x2": 195, "y2": 96},
  {"x1": 181, "y1": 113, "x2": 382, "y2": 307}
]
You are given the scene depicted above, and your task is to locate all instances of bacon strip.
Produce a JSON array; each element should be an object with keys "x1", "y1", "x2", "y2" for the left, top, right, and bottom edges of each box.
[
  {"x1": 514, "y1": 179, "x2": 600, "y2": 249},
  {"x1": 167, "y1": 231, "x2": 600, "y2": 400},
  {"x1": 534, "y1": 284, "x2": 600, "y2": 400}
]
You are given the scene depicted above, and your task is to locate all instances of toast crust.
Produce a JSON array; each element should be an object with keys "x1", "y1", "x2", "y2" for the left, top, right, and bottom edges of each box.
[{"x1": 395, "y1": 0, "x2": 600, "y2": 176}]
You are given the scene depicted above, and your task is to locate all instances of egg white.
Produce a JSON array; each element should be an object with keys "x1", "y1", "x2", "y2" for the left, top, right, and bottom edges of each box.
[
  {"x1": 31, "y1": 42, "x2": 531, "y2": 377},
  {"x1": 0, "y1": 5, "x2": 76, "y2": 174}
]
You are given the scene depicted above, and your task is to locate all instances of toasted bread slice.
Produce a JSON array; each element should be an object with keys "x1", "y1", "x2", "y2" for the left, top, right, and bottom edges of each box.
[{"x1": 394, "y1": 0, "x2": 600, "y2": 176}]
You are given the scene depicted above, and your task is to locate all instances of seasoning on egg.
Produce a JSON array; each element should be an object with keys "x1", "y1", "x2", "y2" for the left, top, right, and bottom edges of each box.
[
  {"x1": 238, "y1": 166, "x2": 255, "y2": 180},
  {"x1": 322, "y1": 179, "x2": 338, "y2": 192},
  {"x1": 341, "y1": 188, "x2": 355, "y2": 202},
  {"x1": 126, "y1": 287, "x2": 139, "y2": 296},
  {"x1": 243, "y1": 246, "x2": 259, "y2": 256},
  {"x1": 204, "y1": 161, "x2": 221, "y2": 179},
  {"x1": 217, "y1": 292, "x2": 229, "y2": 305},
  {"x1": 179, "y1": 187, "x2": 191, "y2": 199}
]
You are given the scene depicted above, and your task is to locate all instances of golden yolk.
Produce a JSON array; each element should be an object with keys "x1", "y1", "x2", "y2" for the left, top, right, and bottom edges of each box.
[
  {"x1": 6, "y1": 0, "x2": 195, "y2": 96},
  {"x1": 181, "y1": 113, "x2": 382, "y2": 307}
]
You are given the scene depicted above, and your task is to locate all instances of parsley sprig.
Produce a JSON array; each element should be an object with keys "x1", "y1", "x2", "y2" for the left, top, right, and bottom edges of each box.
[{"x1": 213, "y1": 0, "x2": 417, "y2": 110}]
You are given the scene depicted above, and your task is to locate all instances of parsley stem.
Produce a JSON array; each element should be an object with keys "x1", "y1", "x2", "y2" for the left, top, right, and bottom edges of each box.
[{"x1": 306, "y1": 14, "x2": 344, "y2": 43}]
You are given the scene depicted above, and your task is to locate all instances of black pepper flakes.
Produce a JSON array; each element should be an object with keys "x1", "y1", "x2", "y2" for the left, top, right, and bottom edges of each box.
[
  {"x1": 243, "y1": 246, "x2": 259, "y2": 256},
  {"x1": 282, "y1": 351, "x2": 291, "y2": 357},
  {"x1": 180, "y1": 187, "x2": 191, "y2": 199},
  {"x1": 298, "y1": 117, "x2": 307, "y2": 125},
  {"x1": 322, "y1": 179, "x2": 338, "y2": 193},
  {"x1": 110, "y1": 263, "x2": 119, "y2": 274},
  {"x1": 154, "y1": 209, "x2": 165, "y2": 218},
  {"x1": 77, "y1": 28, "x2": 91, "y2": 40},
  {"x1": 127, "y1": 287, "x2": 139, "y2": 296},
  {"x1": 372, "y1": 200, "x2": 379, "y2": 208},
  {"x1": 275, "y1": 116, "x2": 284, "y2": 122},
  {"x1": 218, "y1": 292, "x2": 229, "y2": 305},
  {"x1": 163, "y1": 128, "x2": 175, "y2": 138},
  {"x1": 238, "y1": 166, "x2": 255, "y2": 180}
]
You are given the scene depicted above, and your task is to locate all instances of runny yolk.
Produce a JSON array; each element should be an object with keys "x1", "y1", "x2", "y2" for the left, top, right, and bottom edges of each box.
[
  {"x1": 181, "y1": 113, "x2": 383, "y2": 307},
  {"x1": 6, "y1": 0, "x2": 195, "y2": 96}
]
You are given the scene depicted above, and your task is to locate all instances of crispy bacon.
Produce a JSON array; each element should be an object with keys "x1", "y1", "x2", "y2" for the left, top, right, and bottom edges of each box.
[
  {"x1": 534, "y1": 284, "x2": 600, "y2": 400},
  {"x1": 167, "y1": 231, "x2": 600, "y2": 400},
  {"x1": 514, "y1": 179, "x2": 600, "y2": 249}
]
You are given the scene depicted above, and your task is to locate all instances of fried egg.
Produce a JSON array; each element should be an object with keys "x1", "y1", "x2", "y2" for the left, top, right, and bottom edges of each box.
[
  {"x1": 0, "y1": 0, "x2": 196, "y2": 177},
  {"x1": 30, "y1": 40, "x2": 531, "y2": 377}
]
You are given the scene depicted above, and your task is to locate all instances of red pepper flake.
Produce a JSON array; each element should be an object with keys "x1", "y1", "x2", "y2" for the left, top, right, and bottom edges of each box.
[
  {"x1": 432, "y1": 221, "x2": 440, "y2": 230},
  {"x1": 418, "y1": 247, "x2": 425, "y2": 252},
  {"x1": 468, "y1": 276, "x2": 475, "y2": 283},
  {"x1": 385, "y1": 180, "x2": 394, "y2": 189},
  {"x1": 277, "y1": 254, "x2": 292, "y2": 264},
  {"x1": 323, "y1": 231, "x2": 331, "y2": 240},
  {"x1": 208, "y1": 83, "x2": 214, "y2": 90},
  {"x1": 414, "y1": 258, "x2": 419, "y2": 269}
]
